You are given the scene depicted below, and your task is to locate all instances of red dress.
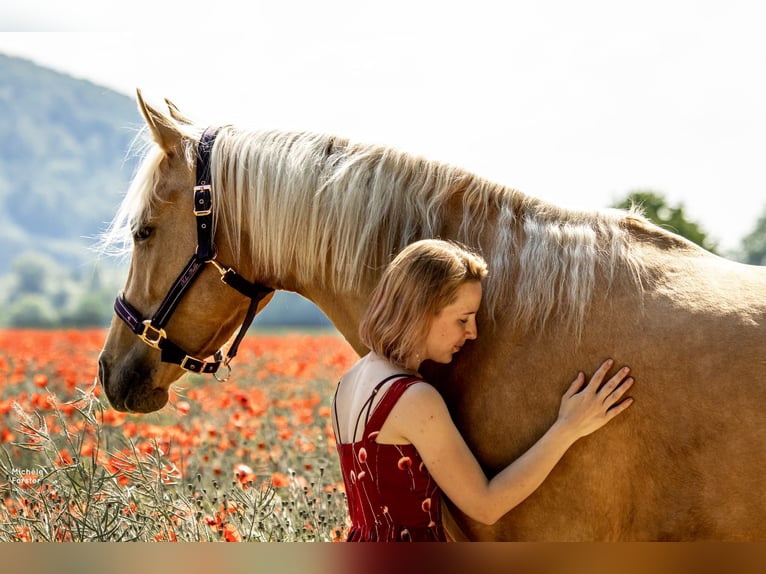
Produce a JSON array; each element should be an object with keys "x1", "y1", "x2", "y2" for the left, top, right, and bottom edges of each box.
[{"x1": 334, "y1": 374, "x2": 447, "y2": 542}]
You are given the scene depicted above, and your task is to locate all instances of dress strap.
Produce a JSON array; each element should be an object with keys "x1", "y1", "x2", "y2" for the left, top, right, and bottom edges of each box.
[
  {"x1": 351, "y1": 374, "x2": 411, "y2": 443},
  {"x1": 361, "y1": 376, "x2": 423, "y2": 438},
  {"x1": 332, "y1": 380, "x2": 343, "y2": 440}
]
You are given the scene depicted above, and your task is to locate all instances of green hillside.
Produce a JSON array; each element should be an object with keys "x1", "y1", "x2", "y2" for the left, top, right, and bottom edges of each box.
[
  {"x1": 0, "y1": 53, "x2": 140, "y2": 271},
  {"x1": 0, "y1": 53, "x2": 331, "y2": 329}
]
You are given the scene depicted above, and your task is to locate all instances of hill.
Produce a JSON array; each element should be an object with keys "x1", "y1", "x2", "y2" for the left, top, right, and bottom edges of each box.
[
  {"x1": 0, "y1": 53, "x2": 331, "y2": 329},
  {"x1": 0, "y1": 53, "x2": 140, "y2": 271}
]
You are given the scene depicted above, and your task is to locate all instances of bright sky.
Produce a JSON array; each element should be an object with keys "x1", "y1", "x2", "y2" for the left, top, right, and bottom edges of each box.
[{"x1": 1, "y1": 1, "x2": 765, "y2": 254}]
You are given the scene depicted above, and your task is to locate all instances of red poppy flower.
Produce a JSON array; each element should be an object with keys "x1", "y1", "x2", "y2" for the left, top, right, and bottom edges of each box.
[
  {"x1": 270, "y1": 472, "x2": 291, "y2": 488},
  {"x1": 222, "y1": 523, "x2": 242, "y2": 542},
  {"x1": 233, "y1": 463, "x2": 256, "y2": 485}
]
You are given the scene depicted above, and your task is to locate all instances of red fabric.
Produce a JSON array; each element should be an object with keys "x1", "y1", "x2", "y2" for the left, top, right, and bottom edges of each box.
[{"x1": 335, "y1": 376, "x2": 447, "y2": 542}]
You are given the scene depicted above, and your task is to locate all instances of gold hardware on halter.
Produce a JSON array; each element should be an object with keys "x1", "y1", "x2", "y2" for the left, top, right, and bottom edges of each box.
[
  {"x1": 209, "y1": 259, "x2": 233, "y2": 283},
  {"x1": 193, "y1": 185, "x2": 213, "y2": 215},
  {"x1": 139, "y1": 321, "x2": 167, "y2": 350}
]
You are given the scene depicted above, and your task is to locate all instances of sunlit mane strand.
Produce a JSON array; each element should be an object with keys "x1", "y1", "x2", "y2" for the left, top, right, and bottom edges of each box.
[{"x1": 209, "y1": 126, "x2": 646, "y2": 335}]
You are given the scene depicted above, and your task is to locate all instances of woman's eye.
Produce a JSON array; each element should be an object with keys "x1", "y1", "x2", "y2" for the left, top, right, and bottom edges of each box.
[{"x1": 133, "y1": 226, "x2": 153, "y2": 242}]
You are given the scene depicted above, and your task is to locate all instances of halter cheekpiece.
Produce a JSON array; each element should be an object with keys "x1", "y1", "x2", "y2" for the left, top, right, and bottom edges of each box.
[{"x1": 114, "y1": 127, "x2": 274, "y2": 381}]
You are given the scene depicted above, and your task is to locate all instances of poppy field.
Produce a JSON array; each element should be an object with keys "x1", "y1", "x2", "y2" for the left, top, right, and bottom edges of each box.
[{"x1": 0, "y1": 329, "x2": 359, "y2": 542}]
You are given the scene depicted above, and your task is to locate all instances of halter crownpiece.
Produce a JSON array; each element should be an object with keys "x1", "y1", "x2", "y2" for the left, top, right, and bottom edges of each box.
[{"x1": 114, "y1": 127, "x2": 274, "y2": 381}]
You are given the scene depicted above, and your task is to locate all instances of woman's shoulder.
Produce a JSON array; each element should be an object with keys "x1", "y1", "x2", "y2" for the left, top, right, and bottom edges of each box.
[
  {"x1": 381, "y1": 380, "x2": 453, "y2": 445},
  {"x1": 391, "y1": 379, "x2": 448, "y2": 418}
]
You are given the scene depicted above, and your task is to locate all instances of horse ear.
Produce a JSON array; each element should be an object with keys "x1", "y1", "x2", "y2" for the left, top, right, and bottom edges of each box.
[
  {"x1": 136, "y1": 88, "x2": 183, "y2": 154},
  {"x1": 165, "y1": 98, "x2": 193, "y2": 125}
]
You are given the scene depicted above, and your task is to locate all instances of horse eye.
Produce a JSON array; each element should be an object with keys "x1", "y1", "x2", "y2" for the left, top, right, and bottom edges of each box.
[{"x1": 133, "y1": 226, "x2": 154, "y2": 242}]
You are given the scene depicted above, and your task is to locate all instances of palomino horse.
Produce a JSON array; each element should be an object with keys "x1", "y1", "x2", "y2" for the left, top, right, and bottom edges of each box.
[{"x1": 98, "y1": 91, "x2": 766, "y2": 541}]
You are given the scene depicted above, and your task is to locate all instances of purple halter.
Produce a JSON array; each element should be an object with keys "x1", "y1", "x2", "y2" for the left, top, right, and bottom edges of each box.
[{"x1": 113, "y1": 127, "x2": 274, "y2": 380}]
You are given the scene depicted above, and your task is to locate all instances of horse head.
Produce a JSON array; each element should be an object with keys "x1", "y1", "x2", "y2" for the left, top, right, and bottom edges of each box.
[{"x1": 97, "y1": 91, "x2": 274, "y2": 413}]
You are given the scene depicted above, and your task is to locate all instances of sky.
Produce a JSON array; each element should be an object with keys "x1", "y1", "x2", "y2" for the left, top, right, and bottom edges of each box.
[{"x1": 1, "y1": 1, "x2": 765, "y2": 254}]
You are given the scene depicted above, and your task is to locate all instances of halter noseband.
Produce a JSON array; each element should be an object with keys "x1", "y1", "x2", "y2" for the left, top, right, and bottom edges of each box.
[{"x1": 114, "y1": 127, "x2": 274, "y2": 381}]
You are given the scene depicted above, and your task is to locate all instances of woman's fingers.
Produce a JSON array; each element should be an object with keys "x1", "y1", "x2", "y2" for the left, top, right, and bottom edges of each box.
[
  {"x1": 564, "y1": 371, "x2": 587, "y2": 397},
  {"x1": 604, "y1": 391, "x2": 634, "y2": 420},
  {"x1": 566, "y1": 359, "x2": 625, "y2": 398},
  {"x1": 602, "y1": 377, "x2": 634, "y2": 407},
  {"x1": 598, "y1": 367, "x2": 632, "y2": 402},
  {"x1": 586, "y1": 359, "x2": 615, "y2": 391}
]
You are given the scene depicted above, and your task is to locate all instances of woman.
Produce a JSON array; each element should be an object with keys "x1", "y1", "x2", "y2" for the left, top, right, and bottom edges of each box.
[{"x1": 332, "y1": 239, "x2": 634, "y2": 542}]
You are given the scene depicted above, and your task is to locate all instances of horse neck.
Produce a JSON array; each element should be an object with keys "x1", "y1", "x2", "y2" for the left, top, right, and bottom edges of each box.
[{"x1": 301, "y1": 284, "x2": 372, "y2": 355}]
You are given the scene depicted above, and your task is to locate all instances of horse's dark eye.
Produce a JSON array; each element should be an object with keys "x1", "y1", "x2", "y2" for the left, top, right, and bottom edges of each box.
[{"x1": 133, "y1": 226, "x2": 154, "y2": 242}]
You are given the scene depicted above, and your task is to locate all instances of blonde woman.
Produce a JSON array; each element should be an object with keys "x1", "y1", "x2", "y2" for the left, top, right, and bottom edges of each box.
[{"x1": 332, "y1": 239, "x2": 634, "y2": 542}]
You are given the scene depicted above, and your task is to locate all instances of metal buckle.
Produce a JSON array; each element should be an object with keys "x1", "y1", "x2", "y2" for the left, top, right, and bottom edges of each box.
[
  {"x1": 208, "y1": 259, "x2": 232, "y2": 283},
  {"x1": 180, "y1": 355, "x2": 203, "y2": 372},
  {"x1": 139, "y1": 321, "x2": 166, "y2": 350},
  {"x1": 193, "y1": 184, "x2": 212, "y2": 216}
]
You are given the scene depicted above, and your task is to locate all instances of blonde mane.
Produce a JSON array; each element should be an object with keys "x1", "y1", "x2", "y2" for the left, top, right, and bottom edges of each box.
[{"x1": 105, "y1": 123, "x2": 648, "y2": 335}]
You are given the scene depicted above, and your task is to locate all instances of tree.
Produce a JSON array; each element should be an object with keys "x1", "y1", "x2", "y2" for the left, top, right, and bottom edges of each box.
[
  {"x1": 63, "y1": 289, "x2": 115, "y2": 327},
  {"x1": 10, "y1": 251, "x2": 60, "y2": 295},
  {"x1": 611, "y1": 190, "x2": 718, "y2": 254},
  {"x1": 740, "y1": 207, "x2": 766, "y2": 265},
  {"x1": 7, "y1": 294, "x2": 58, "y2": 328}
]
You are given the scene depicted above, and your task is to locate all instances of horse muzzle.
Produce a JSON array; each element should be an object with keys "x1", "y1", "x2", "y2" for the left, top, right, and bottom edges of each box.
[{"x1": 97, "y1": 349, "x2": 171, "y2": 413}]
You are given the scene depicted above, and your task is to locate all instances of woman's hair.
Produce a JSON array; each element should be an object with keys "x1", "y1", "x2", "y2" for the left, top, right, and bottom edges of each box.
[{"x1": 359, "y1": 239, "x2": 488, "y2": 369}]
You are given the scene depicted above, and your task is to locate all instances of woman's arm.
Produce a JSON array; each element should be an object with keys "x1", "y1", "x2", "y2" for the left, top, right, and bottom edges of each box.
[{"x1": 386, "y1": 359, "x2": 634, "y2": 525}]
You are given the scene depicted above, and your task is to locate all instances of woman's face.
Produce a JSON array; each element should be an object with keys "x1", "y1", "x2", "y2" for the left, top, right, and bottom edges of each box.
[{"x1": 420, "y1": 281, "x2": 482, "y2": 365}]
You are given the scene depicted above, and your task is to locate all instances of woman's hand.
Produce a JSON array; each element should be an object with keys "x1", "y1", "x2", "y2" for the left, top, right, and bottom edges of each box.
[{"x1": 555, "y1": 359, "x2": 634, "y2": 442}]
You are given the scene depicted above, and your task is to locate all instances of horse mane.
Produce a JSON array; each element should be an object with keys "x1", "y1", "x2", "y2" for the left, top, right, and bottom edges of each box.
[
  {"x1": 104, "y1": 121, "x2": 651, "y2": 336},
  {"x1": 209, "y1": 125, "x2": 650, "y2": 335}
]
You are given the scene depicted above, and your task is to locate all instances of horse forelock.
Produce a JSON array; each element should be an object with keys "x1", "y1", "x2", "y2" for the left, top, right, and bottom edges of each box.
[{"x1": 209, "y1": 125, "x2": 646, "y2": 336}]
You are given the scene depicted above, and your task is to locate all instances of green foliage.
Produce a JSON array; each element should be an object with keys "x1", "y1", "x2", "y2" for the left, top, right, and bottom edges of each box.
[
  {"x1": 9, "y1": 251, "x2": 59, "y2": 295},
  {"x1": 740, "y1": 207, "x2": 766, "y2": 265},
  {"x1": 7, "y1": 294, "x2": 58, "y2": 328},
  {"x1": 611, "y1": 190, "x2": 719, "y2": 254},
  {"x1": 63, "y1": 292, "x2": 113, "y2": 328},
  {"x1": 0, "y1": 249, "x2": 125, "y2": 328}
]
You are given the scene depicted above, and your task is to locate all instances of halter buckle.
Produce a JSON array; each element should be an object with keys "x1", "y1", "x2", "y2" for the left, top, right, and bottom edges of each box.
[
  {"x1": 193, "y1": 184, "x2": 213, "y2": 216},
  {"x1": 139, "y1": 321, "x2": 167, "y2": 350},
  {"x1": 180, "y1": 355, "x2": 205, "y2": 373}
]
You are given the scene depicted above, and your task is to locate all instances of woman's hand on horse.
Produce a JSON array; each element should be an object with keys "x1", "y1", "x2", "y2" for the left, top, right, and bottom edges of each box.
[{"x1": 555, "y1": 359, "x2": 634, "y2": 441}]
